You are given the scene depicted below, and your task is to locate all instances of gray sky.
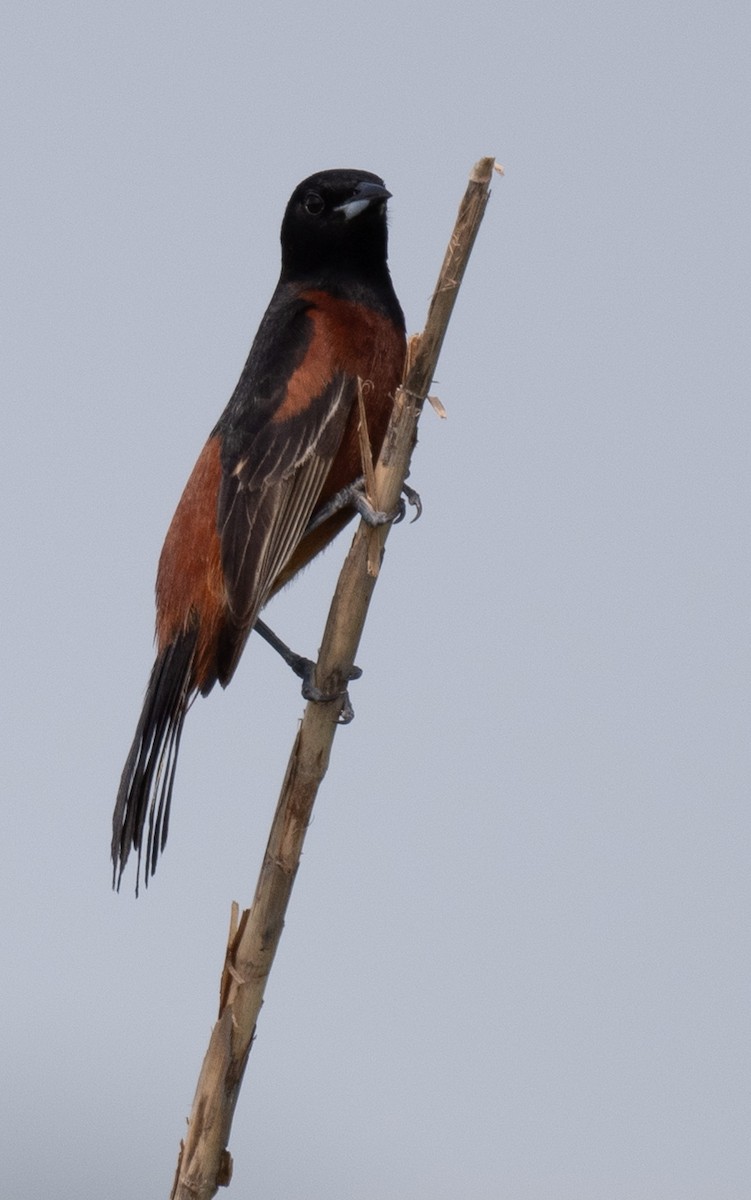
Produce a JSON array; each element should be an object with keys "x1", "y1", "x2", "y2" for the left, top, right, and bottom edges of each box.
[{"x1": 2, "y1": 2, "x2": 750, "y2": 1197}]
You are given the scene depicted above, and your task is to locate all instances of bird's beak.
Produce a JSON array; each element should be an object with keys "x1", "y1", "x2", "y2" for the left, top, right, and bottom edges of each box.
[{"x1": 335, "y1": 180, "x2": 392, "y2": 221}]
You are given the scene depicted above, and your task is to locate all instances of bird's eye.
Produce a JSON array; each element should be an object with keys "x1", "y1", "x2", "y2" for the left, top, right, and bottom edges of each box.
[{"x1": 303, "y1": 191, "x2": 325, "y2": 215}]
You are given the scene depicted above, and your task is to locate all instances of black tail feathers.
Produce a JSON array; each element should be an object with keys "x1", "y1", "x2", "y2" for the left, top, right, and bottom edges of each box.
[{"x1": 112, "y1": 628, "x2": 198, "y2": 894}]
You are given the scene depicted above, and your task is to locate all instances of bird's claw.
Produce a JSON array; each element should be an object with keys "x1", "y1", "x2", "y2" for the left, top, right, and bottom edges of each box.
[
  {"x1": 337, "y1": 693, "x2": 356, "y2": 724},
  {"x1": 390, "y1": 484, "x2": 422, "y2": 525},
  {"x1": 401, "y1": 482, "x2": 423, "y2": 522}
]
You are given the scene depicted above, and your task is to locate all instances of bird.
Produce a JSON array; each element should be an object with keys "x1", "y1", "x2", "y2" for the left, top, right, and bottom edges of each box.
[{"x1": 112, "y1": 168, "x2": 407, "y2": 892}]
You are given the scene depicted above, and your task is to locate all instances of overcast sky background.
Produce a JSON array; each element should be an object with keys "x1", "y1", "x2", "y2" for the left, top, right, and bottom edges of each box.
[{"x1": 2, "y1": 3, "x2": 750, "y2": 1198}]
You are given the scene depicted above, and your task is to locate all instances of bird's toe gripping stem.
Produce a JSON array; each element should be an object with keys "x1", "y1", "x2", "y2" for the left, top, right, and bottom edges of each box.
[{"x1": 306, "y1": 478, "x2": 422, "y2": 534}]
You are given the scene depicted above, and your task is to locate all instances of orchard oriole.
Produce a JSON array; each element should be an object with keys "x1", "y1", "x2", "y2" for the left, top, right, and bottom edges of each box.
[{"x1": 112, "y1": 169, "x2": 406, "y2": 891}]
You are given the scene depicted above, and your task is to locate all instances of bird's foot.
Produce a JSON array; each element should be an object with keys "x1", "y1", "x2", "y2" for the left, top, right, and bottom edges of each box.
[
  {"x1": 301, "y1": 661, "x2": 362, "y2": 724},
  {"x1": 306, "y1": 477, "x2": 421, "y2": 534},
  {"x1": 254, "y1": 619, "x2": 362, "y2": 722}
]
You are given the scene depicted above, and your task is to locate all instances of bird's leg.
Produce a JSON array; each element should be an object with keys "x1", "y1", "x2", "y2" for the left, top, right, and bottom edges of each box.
[
  {"x1": 253, "y1": 618, "x2": 362, "y2": 723},
  {"x1": 254, "y1": 475, "x2": 422, "y2": 718},
  {"x1": 305, "y1": 477, "x2": 422, "y2": 534}
]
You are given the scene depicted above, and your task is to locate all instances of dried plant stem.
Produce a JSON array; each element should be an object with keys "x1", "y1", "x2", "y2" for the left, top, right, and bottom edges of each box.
[{"x1": 169, "y1": 156, "x2": 497, "y2": 1200}]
